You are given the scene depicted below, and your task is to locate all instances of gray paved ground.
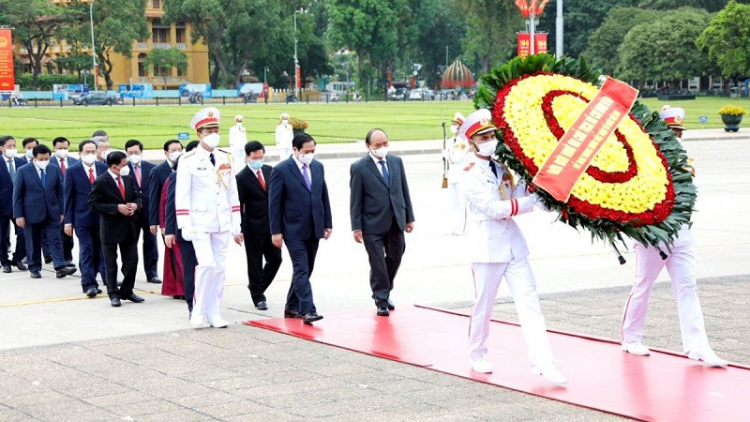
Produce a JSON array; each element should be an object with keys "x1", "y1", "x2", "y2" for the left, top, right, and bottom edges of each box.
[{"x1": 1, "y1": 275, "x2": 746, "y2": 422}]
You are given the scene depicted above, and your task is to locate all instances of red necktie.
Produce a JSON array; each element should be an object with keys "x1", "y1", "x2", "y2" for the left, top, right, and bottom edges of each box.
[
  {"x1": 60, "y1": 159, "x2": 66, "y2": 175},
  {"x1": 135, "y1": 164, "x2": 141, "y2": 186},
  {"x1": 256, "y1": 170, "x2": 266, "y2": 191},
  {"x1": 117, "y1": 176, "x2": 125, "y2": 199},
  {"x1": 89, "y1": 167, "x2": 95, "y2": 184}
]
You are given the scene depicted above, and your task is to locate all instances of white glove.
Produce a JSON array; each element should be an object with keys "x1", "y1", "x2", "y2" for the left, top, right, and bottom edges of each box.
[{"x1": 181, "y1": 226, "x2": 194, "y2": 241}]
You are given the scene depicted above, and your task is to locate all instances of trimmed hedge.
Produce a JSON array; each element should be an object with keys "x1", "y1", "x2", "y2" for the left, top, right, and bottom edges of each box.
[{"x1": 16, "y1": 73, "x2": 85, "y2": 91}]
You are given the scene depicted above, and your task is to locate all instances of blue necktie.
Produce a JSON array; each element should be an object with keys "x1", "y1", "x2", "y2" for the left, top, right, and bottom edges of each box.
[
  {"x1": 40, "y1": 168, "x2": 46, "y2": 188},
  {"x1": 209, "y1": 153, "x2": 215, "y2": 166},
  {"x1": 379, "y1": 160, "x2": 390, "y2": 188},
  {"x1": 7, "y1": 160, "x2": 15, "y2": 185},
  {"x1": 489, "y1": 161, "x2": 498, "y2": 178}
]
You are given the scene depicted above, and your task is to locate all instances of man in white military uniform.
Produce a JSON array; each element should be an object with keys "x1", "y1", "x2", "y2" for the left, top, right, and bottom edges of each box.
[
  {"x1": 275, "y1": 112, "x2": 293, "y2": 161},
  {"x1": 229, "y1": 115, "x2": 248, "y2": 169},
  {"x1": 176, "y1": 107, "x2": 243, "y2": 328},
  {"x1": 459, "y1": 109, "x2": 567, "y2": 384},
  {"x1": 620, "y1": 105, "x2": 727, "y2": 366},
  {"x1": 444, "y1": 112, "x2": 469, "y2": 235}
]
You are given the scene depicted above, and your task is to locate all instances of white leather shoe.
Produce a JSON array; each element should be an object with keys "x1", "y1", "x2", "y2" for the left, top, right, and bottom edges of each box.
[
  {"x1": 207, "y1": 315, "x2": 229, "y2": 328},
  {"x1": 190, "y1": 313, "x2": 207, "y2": 327},
  {"x1": 530, "y1": 363, "x2": 568, "y2": 384},
  {"x1": 688, "y1": 346, "x2": 728, "y2": 367},
  {"x1": 470, "y1": 356, "x2": 493, "y2": 374},
  {"x1": 622, "y1": 342, "x2": 651, "y2": 356}
]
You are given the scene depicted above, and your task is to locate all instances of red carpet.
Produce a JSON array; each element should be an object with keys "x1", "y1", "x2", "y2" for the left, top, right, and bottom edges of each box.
[{"x1": 248, "y1": 305, "x2": 750, "y2": 422}]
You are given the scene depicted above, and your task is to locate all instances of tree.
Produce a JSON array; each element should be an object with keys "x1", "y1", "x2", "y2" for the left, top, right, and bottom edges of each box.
[
  {"x1": 0, "y1": 0, "x2": 70, "y2": 90},
  {"x1": 411, "y1": 0, "x2": 465, "y2": 89},
  {"x1": 697, "y1": 1, "x2": 750, "y2": 78},
  {"x1": 617, "y1": 8, "x2": 711, "y2": 86},
  {"x1": 459, "y1": 0, "x2": 522, "y2": 74},
  {"x1": 142, "y1": 48, "x2": 188, "y2": 89},
  {"x1": 584, "y1": 7, "x2": 658, "y2": 74},
  {"x1": 89, "y1": 0, "x2": 149, "y2": 89},
  {"x1": 638, "y1": 0, "x2": 750, "y2": 12}
]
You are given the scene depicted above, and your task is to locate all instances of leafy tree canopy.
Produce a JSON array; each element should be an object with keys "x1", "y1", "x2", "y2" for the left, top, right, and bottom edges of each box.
[{"x1": 697, "y1": 0, "x2": 750, "y2": 78}]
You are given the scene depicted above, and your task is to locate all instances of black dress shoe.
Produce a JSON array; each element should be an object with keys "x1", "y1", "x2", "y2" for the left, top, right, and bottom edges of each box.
[
  {"x1": 86, "y1": 287, "x2": 98, "y2": 298},
  {"x1": 377, "y1": 306, "x2": 390, "y2": 317},
  {"x1": 172, "y1": 295, "x2": 185, "y2": 300},
  {"x1": 97, "y1": 288, "x2": 103, "y2": 294},
  {"x1": 123, "y1": 294, "x2": 145, "y2": 303},
  {"x1": 44, "y1": 255, "x2": 53, "y2": 264},
  {"x1": 65, "y1": 262, "x2": 76, "y2": 268},
  {"x1": 30, "y1": 271, "x2": 41, "y2": 279},
  {"x1": 256, "y1": 301, "x2": 268, "y2": 311},
  {"x1": 284, "y1": 309, "x2": 302, "y2": 318},
  {"x1": 110, "y1": 296, "x2": 122, "y2": 307},
  {"x1": 2, "y1": 264, "x2": 10, "y2": 273},
  {"x1": 55, "y1": 266, "x2": 77, "y2": 278},
  {"x1": 148, "y1": 277, "x2": 162, "y2": 284},
  {"x1": 387, "y1": 299, "x2": 395, "y2": 310},
  {"x1": 11, "y1": 260, "x2": 27, "y2": 271},
  {"x1": 302, "y1": 312, "x2": 324, "y2": 324}
]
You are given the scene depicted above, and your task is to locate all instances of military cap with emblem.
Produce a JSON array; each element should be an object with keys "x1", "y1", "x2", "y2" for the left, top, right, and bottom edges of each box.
[
  {"x1": 659, "y1": 105, "x2": 686, "y2": 131},
  {"x1": 459, "y1": 109, "x2": 496, "y2": 141},
  {"x1": 191, "y1": 107, "x2": 221, "y2": 131}
]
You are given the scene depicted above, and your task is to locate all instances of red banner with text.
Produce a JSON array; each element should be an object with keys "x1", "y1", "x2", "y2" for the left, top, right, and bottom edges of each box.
[
  {"x1": 517, "y1": 33, "x2": 531, "y2": 58},
  {"x1": 532, "y1": 78, "x2": 639, "y2": 202},
  {"x1": 0, "y1": 29, "x2": 14, "y2": 91},
  {"x1": 295, "y1": 65, "x2": 301, "y2": 89},
  {"x1": 535, "y1": 33, "x2": 548, "y2": 54}
]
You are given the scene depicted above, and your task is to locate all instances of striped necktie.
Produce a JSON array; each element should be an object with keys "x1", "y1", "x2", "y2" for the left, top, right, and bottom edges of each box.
[{"x1": 7, "y1": 160, "x2": 15, "y2": 185}]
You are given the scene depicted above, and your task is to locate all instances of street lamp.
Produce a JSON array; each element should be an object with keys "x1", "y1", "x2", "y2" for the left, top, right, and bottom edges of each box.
[
  {"x1": 264, "y1": 66, "x2": 269, "y2": 85},
  {"x1": 82, "y1": 69, "x2": 89, "y2": 87},
  {"x1": 293, "y1": 9, "x2": 301, "y2": 101},
  {"x1": 89, "y1": 0, "x2": 97, "y2": 91}
]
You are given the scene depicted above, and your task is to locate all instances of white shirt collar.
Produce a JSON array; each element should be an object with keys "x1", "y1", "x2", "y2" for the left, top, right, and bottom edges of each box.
[{"x1": 369, "y1": 152, "x2": 386, "y2": 165}]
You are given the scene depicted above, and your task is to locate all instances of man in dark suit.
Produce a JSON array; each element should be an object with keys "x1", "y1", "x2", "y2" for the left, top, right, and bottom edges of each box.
[
  {"x1": 20, "y1": 137, "x2": 38, "y2": 165},
  {"x1": 0, "y1": 136, "x2": 27, "y2": 273},
  {"x1": 269, "y1": 133, "x2": 332, "y2": 324},
  {"x1": 64, "y1": 140, "x2": 108, "y2": 297},
  {"x1": 88, "y1": 151, "x2": 145, "y2": 307},
  {"x1": 50, "y1": 136, "x2": 78, "y2": 265},
  {"x1": 125, "y1": 139, "x2": 160, "y2": 284},
  {"x1": 236, "y1": 141, "x2": 281, "y2": 311},
  {"x1": 148, "y1": 139, "x2": 183, "y2": 238},
  {"x1": 350, "y1": 129, "x2": 415, "y2": 316},
  {"x1": 12, "y1": 144, "x2": 77, "y2": 279},
  {"x1": 164, "y1": 140, "x2": 200, "y2": 316}
]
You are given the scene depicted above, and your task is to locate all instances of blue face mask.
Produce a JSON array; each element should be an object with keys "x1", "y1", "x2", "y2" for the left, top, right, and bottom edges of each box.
[{"x1": 248, "y1": 159, "x2": 264, "y2": 171}]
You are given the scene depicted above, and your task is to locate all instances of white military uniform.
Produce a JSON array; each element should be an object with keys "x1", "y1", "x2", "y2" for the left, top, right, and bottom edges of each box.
[
  {"x1": 176, "y1": 115, "x2": 241, "y2": 325},
  {"x1": 461, "y1": 155, "x2": 555, "y2": 366},
  {"x1": 275, "y1": 121, "x2": 293, "y2": 160},
  {"x1": 229, "y1": 120, "x2": 247, "y2": 169},
  {"x1": 446, "y1": 133, "x2": 469, "y2": 234}
]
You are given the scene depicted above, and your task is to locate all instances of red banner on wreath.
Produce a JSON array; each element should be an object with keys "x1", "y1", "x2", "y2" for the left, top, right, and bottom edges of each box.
[
  {"x1": 532, "y1": 78, "x2": 639, "y2": 202},
  {"x1": 517, "y1": 33, "x2": 531, "y2": 58},
  {"x1": 0, "y1": 29, "x2": 14, "y2": 91},
  {"x1": 535, "y1": 33, "x2": 548, "y2": 54}
]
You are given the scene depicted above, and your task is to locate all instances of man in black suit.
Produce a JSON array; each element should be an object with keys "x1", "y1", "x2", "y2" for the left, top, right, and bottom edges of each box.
[
  {"x1": 88, "y1": 151, "x2": 145, "y2": 307},
  {"x1": 236, "y1": 141, "x2": 281, "y2": 311},
  {"x1": 125, "y1": 139, "x2": 160, "y2": 284},
  {"x1": 350, "y1": 128, "x2": 415, "y2": 316},
  {"x1": 0, "y1": 136, "x2": 27, "y2": 273},
  {"x1": 148, "y1": 139, "x2": 183, "y2": 238},
  {"x1": 269, "y1": 133, "x2": 332, "y2": 324},
  {"x1": 50, "y1": 136, "x2": 78, "y2": 265}
]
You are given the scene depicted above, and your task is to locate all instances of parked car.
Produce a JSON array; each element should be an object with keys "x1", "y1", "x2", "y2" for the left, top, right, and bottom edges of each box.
[
  {"x1": 388, "y1": 88, "x2": 409, "y2": 101},
  {"x1": 73, "y1": 91, "x2": 122, "y2": 106},
  {"x1": 409, "y1": 89, "x2": 424, "y2": 100}
]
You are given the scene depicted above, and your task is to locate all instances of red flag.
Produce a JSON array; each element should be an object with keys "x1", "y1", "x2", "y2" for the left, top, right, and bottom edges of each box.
[
  {"x1": 536, "y1": 0, "x2": 550, "y2": 14},
  {"x1": 515, "y1": 0, "x2": 530, "y2": 17}
]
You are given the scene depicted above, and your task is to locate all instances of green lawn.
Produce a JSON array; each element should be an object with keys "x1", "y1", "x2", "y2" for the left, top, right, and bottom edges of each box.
[{"x1": 0, "y1": 96, "x2": 747, "y2": 150}]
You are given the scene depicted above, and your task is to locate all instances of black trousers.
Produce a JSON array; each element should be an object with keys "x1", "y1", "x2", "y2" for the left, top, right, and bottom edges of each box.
[
  {"x1": 285, "y1": 237, "x2": 319, "y2": 315},
  {"x1": 61, "y1": 225, "x2": 74, "y2": 262},
  {"x1": 134, "y1": 214, "x2": 159, "y2": 280},
  {"x1": 243, "y1": 233, "x2": 282, "y2": 304},
  {"x1": 179, "y1": 239, "x2": 197, "y2": 313},
  {"x1": 1, "y1": 217, "x2": 25, "y2": 265},
  {"x1": 102, "y1": 233, "x2": 138, "y2": 299},
  {"x1": 363, "y1": 218, "x2": 406, "y2": 307}
]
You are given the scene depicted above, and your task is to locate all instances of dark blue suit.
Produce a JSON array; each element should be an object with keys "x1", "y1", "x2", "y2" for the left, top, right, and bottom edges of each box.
[
  {"x1": 1, "y1": 156, "x2": 26, "y2": 266},
  {"x1": 268, "y1": 157, "x2": 332, "y2": 315},
  {"x1": 12, "y1": 162, "x2": 66, "y2": 272},
  {"x1": 165, "y1": 172, "x2": 196, "y2": 313},
  {"x1": 64, "y1": 161, "x2": 107, "y2": 291},
  {"x1": 148, "y1": 161, "x2": 172, "y2": 227},
  {"x1": 129, "y1": 160, "x2": 159, "y2": 280},
  {"x1": 50, "y1": 155, "x2": 78, "y2": 262}
]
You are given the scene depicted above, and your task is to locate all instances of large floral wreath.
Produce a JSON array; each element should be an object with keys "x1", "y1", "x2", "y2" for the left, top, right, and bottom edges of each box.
[{"x1": 474, "y1": 54, "x2": 696, "y2": 248}]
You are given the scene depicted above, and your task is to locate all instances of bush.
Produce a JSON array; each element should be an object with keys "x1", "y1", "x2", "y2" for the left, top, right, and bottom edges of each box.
[
  {"x1": 289, "y1": 116, "x2": 308, "y2": 130},
  {"x1": 16, "y1": 73, "x2": 85, "y2": 91},
  {"x1": 718, "y1": 105, "x2": 747, "y2": 116}
]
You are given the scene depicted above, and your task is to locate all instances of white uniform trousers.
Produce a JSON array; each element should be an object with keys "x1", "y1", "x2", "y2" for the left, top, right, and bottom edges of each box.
[
  {"x1": 191, "y1": 231, "x2": 230, "y2": 319},
  {"x1": 278, "y1": 148, "x2": 292, "y2": 162},
  {"x1": 469, "y1": 259, "x2": 554, "y2": 366},
  {"x1": 621, "y1": 228, "x2": 709, "y2": 353},
  {"x1": 447, "y1": 181, "x2": 465, "y2": 234},
  {"x1": 232, "y1": 149, "x2": 245, "y2": 170}
]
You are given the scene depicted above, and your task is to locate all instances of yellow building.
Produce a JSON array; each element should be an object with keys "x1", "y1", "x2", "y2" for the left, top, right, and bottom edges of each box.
[{"x1": 14, "y1": 0, "x2": 209, "y2": 88}]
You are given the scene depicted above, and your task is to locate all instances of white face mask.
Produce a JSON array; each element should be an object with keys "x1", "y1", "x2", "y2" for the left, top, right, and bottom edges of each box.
[
  {"x1": 371, "y1": 146, "x2": 388, "y2": 159},
  {"x1": 298, "y1": 152, "x2": 314, "y2": 165},
  {"x1": 203, "y1": 133, "x2": 221, "y2": 148},
  {"x1": 450, "y1": 124, "x2": 459, "y2": 134},
  {"x1": 475, "y1": 140, "x2": 498, "y2": 158},
  {"x1": 168, "y1": 151, "x2": 182, "y2": 163},
  {"x1": 129, "y1": 155, "x2": 142, "y2": 165},
  {"x1": 119, "y1": 165, "x2": 131, "y2": 177},
  {"x1": 236, "y1": 122, "x2": 243, "y2": 126},
  {"x1": 82, "y1": 154, "x2": 97, "y2": 165},
  {"x1": 55, "y1": 149, "x2": 68, "y2": 158},
  {"x1": 101, "y1": 149, "x2": 110, "y2": 160},
  {"x1": 3, "y1": 148, "x2": 16, "y2": 158},
  {"x1": 25, "y1": 150, "x2": 34, "y2": 159},
  {"x1": 282, "y1": 119, "x2": 289, "y2": 127},
  {"x1": 36, "y1": 160, "x2": 50, "y2": 170}
]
